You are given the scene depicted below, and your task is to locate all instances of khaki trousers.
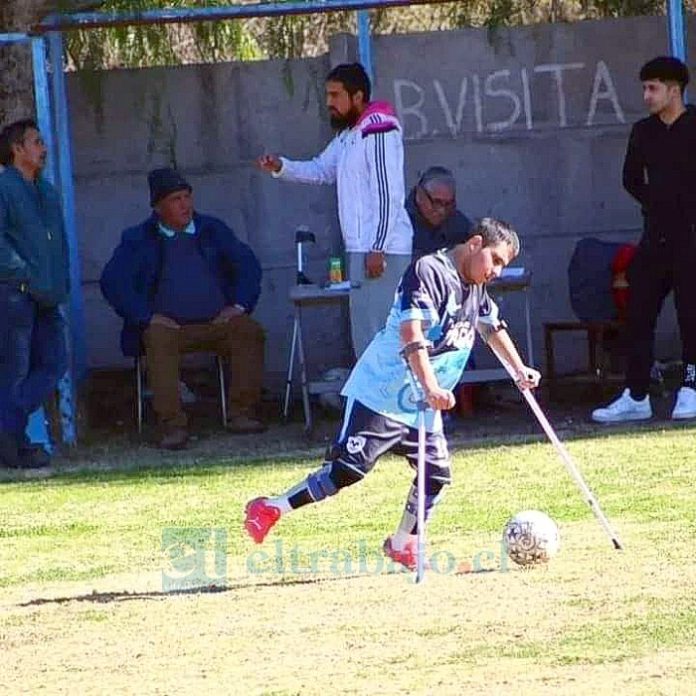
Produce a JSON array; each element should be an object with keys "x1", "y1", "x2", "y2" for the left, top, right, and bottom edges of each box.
[{"x1": 142, "y1": 316, "x2": 265, "y2": 428}]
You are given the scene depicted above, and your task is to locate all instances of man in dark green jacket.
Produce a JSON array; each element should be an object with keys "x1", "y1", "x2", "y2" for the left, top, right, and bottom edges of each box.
[{"x1": 0, "y1": 119, "x2": 69, "y2": 468}]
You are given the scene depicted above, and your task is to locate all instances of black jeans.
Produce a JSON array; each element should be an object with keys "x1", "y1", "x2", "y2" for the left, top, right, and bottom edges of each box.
[
  {"x1": 625, "y1": 227, "x2": 696, "y2": 397},
  {"x1": 0, "y1": 283, "x2": 66, "y2": 437}
]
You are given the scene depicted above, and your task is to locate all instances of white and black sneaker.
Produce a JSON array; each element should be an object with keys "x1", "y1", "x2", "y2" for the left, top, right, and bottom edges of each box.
[
  {"x1": 671, "y1": 386, "x2": 696, "y2": 420},
  {"x1": 591, "y1": 389, "x2": 652, "y2": 424}
]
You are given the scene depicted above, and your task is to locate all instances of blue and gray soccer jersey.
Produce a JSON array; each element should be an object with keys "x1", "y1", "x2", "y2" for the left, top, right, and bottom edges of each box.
[{"x1": 341, "y1": 251, "x2": 501, "y2": 431}]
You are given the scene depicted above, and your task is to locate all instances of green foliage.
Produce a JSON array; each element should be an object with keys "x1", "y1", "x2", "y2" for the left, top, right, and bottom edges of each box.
[
  {"x1": 62, "y1": 0, "x2": 676, "y2": 70},
  {"x1": 486, "y1": 0, "x2": 518, "y2": 27},
  {"x1": 592, "y1": 0, "x2": 665, "y2": 17},
  {"x1": 65, "y1": 0, "x2": 262, "y2": 69}
]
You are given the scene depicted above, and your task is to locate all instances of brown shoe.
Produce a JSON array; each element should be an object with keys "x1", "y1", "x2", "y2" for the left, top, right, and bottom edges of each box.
[
  {"x1": 226, "y1": 415, "x2": 267, "y2": 434},
  {"x1": 158, "y1": 427, "x2": 189, "y2": 450}
]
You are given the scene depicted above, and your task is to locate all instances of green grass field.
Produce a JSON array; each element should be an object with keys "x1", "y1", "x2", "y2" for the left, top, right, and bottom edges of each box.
[{"x1": 2, "y1": 427, "x2": 696, "y2": 694}]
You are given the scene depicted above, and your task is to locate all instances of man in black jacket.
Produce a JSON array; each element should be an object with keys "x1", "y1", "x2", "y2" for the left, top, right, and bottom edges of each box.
[{"x1": 593, "y1": 56, "x2": 696, "y2": 423}]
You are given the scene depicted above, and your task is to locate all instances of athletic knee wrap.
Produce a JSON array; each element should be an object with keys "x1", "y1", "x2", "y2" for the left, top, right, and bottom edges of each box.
[
  {"x1": 405, "y1": 478, "x2": 448, "y2": 517},
  {"x1": 306, "y1": 461, "x2": 363, "y2": 501},
  {"x1": 330, "y1": 460, "x2": 364, "y2": 489}
]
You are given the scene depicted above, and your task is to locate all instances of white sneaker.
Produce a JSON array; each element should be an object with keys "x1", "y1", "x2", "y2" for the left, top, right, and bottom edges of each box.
[
  {"x1": 671, "y1": 387, "x2": 696, "y2": 420},
  {"x1": 591, "y1": 389, "x2": 652, "y2": 423}
]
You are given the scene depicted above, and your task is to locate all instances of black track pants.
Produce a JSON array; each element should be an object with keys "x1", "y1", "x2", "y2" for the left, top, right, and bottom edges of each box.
[{"x1": 625, "y1": 229, "x2": 696, "y2": 397}]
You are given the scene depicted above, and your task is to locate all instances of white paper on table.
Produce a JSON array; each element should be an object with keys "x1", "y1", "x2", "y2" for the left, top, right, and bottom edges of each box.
[
  {"x1": 501, "y1": 267, "x2": 525, "y2": 278},
  {"x1": 326, "y1": 281, "x2": 352, "y2": 291}
]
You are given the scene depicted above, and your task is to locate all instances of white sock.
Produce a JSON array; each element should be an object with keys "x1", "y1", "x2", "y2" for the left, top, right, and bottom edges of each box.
[
  {"x1": 391, "y1": 531, "x2": 416, "y2": 551},
  {"x1": 267, "y1": 495, "x2": 291, "y2": 515},
  {"x1": 391, "y1": 484, "x2": 419, "y2": 550}
]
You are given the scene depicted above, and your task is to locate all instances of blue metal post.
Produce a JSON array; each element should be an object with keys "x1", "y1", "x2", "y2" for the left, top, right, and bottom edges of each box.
[
  {"x1": 667, "y1": 0, "x2": 687, "y2": 61},
  {"x1": 0, "y1": 34, "x2": 55, "y2": 452},
  {"x1": 48, "y1": 31, "x2": 87, "y2": 381},
  {"x1": 32, "y1": 35, "x2": 78, "y2": 446},
  {"x1": 31, "y1": 37, "x2": 57, "y2": 174},
  {"x1": 0, "y1": 35, "x2": 48, "y2": 450},
  {"x1": 357, "y1": 10, "x2": 373, "y2": 84}
]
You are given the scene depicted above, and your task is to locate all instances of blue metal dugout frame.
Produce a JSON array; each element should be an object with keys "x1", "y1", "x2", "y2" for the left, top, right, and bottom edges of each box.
[
  {"x1": 0, "y1": 0, "x2": 689, "y2": 444},
  {"x1": 668, "y1": 0, "x2": 688, "y2": 71},
  {"x1": 0, "y1": 31, "x2": 79, "y2": 444}
]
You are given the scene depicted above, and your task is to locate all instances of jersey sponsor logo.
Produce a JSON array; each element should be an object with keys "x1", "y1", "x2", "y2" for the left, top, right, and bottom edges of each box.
[
  {"x1": 443, "y1": 319, "x2": 473, "y2": 350},
  {"x1": 397, "y1": 384, "x2": 420, "y2": 414}
]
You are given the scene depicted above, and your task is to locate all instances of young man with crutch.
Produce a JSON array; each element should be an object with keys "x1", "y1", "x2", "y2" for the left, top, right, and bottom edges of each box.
[{"x1": 244, "y1": 218, "x2": 539, "y2": 572}]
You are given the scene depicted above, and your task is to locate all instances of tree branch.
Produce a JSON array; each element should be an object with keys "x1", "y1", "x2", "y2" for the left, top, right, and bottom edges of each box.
[{"x1": 0, "y1": 1, "x2": 105, "y2": 32}]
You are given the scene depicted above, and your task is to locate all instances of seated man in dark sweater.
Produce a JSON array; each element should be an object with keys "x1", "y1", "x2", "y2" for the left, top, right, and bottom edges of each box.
[
  {"x1": 101, "y1": 168, "x2": 265, "y2": 449},
  {"x1": 407, "y1": 166, "x2": 472, "y2": 260}
]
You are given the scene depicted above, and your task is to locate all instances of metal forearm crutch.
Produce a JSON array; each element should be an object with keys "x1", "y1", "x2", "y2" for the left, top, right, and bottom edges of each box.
[
  {"x1": 415, "y1": 389, "x2": 428, "y2": 584},
  {"x1": 490, "y1": 345, "x2": 623, "y2": 550},
  {"x1": 404, "y1": 365, "x2": 429, "y2": 584},
  {"x1": 282, "y1": 227, "x2": 315, "y2": 421}
]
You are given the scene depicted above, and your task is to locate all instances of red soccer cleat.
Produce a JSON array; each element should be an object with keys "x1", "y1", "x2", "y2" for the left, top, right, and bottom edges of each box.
[
  {"x1": 244, "y1": 497, "x2": 281, "y2": 544},
  {"x1": 383, "y1": 535, "x2": 427, "y2": 571}
]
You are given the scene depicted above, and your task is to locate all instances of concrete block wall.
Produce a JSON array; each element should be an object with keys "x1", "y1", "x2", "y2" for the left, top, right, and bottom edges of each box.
[{"x1": 66, "y1": 15, "x2": 695, "y2": 389}]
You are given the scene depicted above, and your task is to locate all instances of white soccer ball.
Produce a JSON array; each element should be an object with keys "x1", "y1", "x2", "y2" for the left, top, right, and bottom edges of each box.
[{"x1": 502, "y1": 510, "x2": 560, "y2": 567}]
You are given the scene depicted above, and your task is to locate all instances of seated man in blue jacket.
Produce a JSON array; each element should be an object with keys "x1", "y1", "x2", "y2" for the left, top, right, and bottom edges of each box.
[{"x1": 101, "y1": 168, "x2": 266, "y2": 449}]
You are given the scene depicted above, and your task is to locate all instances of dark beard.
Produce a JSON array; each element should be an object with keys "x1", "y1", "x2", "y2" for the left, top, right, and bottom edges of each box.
[{"x1": 330, "y1": 106, "x2": 361, "y2": 131}]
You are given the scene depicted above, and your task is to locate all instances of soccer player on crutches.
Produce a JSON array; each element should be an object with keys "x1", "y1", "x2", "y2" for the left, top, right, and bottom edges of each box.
[
  {"x1": 245, "y1": 219, "x2": 539, "y2": 581},
  {"x1": 400, "y1": 302, "x2": 539, "y2": 582}
]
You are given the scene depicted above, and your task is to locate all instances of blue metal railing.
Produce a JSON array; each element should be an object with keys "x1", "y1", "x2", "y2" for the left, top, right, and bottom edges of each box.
[{"x1": 35, "y1": 0, "x2": 435, "y2": 31}]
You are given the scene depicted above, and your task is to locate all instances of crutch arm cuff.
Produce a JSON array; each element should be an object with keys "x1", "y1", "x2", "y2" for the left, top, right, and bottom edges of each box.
[
  {"x1": 400, "y1": 340, "x2": 432, "y2": 359},
  {"x1": 479, "y1": 318, "x2": 509, "y2": 342}
]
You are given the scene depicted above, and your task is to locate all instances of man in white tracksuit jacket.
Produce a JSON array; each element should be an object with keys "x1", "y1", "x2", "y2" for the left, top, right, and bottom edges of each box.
[{"x1": 257, "y1": 62, "x2": 414, "y2": 358}]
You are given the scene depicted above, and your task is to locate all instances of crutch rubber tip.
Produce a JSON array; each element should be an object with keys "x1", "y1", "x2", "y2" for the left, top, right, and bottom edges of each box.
[{"x1": 612, "y1": 538, "x2": 623, "y2": 550}]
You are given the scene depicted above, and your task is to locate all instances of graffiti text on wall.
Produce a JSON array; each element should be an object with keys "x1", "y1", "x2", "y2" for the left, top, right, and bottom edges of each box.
[{"x1": 394, "y1": 61, "x2": 625, "y2": 140}]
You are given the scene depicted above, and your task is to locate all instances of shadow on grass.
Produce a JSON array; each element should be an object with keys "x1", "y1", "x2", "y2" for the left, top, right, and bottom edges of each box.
[{"x1": 18, "y1": 566, "x2": 498, "y2": 607}]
